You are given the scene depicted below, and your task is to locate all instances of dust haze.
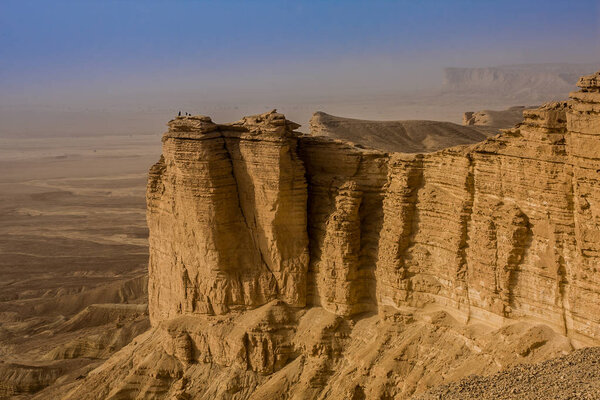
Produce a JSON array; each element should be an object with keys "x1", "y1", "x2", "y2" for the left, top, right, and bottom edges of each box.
[{"x1": 1, "y1": 0, "x2": 600, "y2": 399}]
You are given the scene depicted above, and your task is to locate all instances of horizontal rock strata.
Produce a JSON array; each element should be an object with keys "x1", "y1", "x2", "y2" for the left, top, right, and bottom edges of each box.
[
  {"x1": 64, "y1": 71, "x2": 600, "y2": 399},
  {"x1": 147, "y1": 112, "x2": 308, "y2": 322}
]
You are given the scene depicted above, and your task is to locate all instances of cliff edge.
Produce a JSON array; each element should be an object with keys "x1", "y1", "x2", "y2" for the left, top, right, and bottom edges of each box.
[
  {"x1": 61, "y1": 71, "x2": 600, "y2": 400},
  {"x1": 309, "y1": 111, "x2": 496, "y2": 153}
]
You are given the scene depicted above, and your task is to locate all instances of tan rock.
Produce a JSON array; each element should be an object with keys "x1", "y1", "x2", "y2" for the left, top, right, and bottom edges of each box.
[
  {"x1": 309, "y1": 111, "x2": 496, "y2": 153},
  {"x1": 147, "y1": 111, "x2": 308, "y2": 322},
  {"x1": 462, "y1": 105, "x2": 537, "y2": 129},
  {"x1": 64, "y1": 71, "x2": 600, "y2": 399}
]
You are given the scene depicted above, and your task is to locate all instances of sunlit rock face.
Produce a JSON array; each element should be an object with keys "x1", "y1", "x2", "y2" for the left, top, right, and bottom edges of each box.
[
  {"x1": 62, "y1": 71, "x2": 600, "y2": 400},
  {"x1": 149, "y1": 74, "x2": 600, "y2": 341},
  {"x1": 147, "y1": 111, "x2": 309, "y2": 322}
]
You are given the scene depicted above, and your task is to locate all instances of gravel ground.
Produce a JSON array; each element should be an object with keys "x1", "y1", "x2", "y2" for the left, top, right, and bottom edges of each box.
[{"x1": 414, "y1": 347, "x2": 600, "y2": 400}]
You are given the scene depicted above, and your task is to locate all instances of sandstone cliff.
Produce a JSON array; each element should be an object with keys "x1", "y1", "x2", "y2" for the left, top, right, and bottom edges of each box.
[
  {"x1": 146, "y1": 112, "x2": 308, "y2": 322},
  {"x1": 62, "y1": 71, "x2": 600, "y2": 399}
]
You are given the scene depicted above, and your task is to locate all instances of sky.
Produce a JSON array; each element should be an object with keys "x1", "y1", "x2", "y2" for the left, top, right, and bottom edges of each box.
[{"x1": 1, "y1": 0, "x2": 599, "y2": 136}]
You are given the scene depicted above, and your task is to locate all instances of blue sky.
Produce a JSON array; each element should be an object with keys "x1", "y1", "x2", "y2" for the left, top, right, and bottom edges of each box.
[{"x1": 0, "y1": 0, "x2": 598, "y2": 134}]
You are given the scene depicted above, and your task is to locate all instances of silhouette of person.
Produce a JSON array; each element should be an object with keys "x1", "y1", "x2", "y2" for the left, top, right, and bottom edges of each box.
[{"x1": 178, "y1": 111, "x2": 181, "y2": 117}]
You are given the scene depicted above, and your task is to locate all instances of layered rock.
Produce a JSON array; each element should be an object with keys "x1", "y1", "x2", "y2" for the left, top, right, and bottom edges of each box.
[
  {"x1": 61, "y1": 303, "x2": 575, "y2": 400},
  {"x1": 147, "y1": 111, "x2": 308, "y2": 322},
  {"x1": 303, "y1": 80, "x2": 600, "y2": 343},
  {"x1": 64, "y1": 71, "x2": 600, "y2": 399}
]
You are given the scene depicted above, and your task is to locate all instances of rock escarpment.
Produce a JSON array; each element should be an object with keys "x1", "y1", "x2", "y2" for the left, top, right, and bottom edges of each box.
[
  {"x1": 462, "y1": 105, "x2": 537, "y2": 129},
  {"x1": 63, "y1": 71, "x2": 600, "y2": 399},
  {"x1": 443, "y1": 63, "x2": 597, "y2": 100},
  {"x1": 309, "y1": 111, "x2": 495, "y2": 153}
]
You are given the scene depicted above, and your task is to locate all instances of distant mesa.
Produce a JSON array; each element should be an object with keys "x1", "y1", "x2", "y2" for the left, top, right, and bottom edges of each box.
[{"x1": 443, "y1": 63, "x2": 598, "y2": 100}]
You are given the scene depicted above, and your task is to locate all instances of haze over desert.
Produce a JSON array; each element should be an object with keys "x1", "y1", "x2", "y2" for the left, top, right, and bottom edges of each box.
[{"x1": 1, "y1": 1, "x2": 600, "y2": 399}]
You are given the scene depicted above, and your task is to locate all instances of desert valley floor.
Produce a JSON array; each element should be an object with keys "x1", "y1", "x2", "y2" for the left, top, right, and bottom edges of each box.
[{"x1": 0, "y1": 134, "x2": 160, "y2": 398}]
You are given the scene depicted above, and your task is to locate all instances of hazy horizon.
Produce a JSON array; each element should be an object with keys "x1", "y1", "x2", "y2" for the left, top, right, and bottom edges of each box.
[{"x1": 1, "y1": 0, "x2": 599, "y2": 136}]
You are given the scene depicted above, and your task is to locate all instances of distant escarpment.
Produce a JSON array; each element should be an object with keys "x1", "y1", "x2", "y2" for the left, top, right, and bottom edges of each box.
[
  {"x1": 443, "y1": 63, "x2": 597, "y2": 101},
  {"x1": 63, "y1": 71, "x2": 600, "y2": 399}
]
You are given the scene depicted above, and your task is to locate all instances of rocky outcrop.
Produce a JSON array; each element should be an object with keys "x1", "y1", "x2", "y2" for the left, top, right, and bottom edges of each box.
[
  {"x1": 310, "y1": 111, "x2": 496, "y2": 153},
  {"x1": 463, "y1": 105, "x2": 537, "y2": 129},
  {"x1": 61, "y1": 303, "x2": 576, "y2": 400},
  {"x1": 64, "y1": 71, "x2": 600, "y2": 399},
  {"x1": 147, "y1": 111, "x2": 308, "y2": 322}
]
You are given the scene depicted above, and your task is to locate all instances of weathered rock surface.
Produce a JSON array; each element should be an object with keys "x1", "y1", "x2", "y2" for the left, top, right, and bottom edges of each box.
[
  {"x1": 463, "y1": 105, "x2": 537, "y2": 129},
  {"x1": 147, "y1": 111, "x2": 308, "y2": 322},
  {"x1": 64, "y1": 71, "x2": 600, "y2": 399},
  {"x1": 310, "y1": 111, "x2": 496, "y2": 153}
]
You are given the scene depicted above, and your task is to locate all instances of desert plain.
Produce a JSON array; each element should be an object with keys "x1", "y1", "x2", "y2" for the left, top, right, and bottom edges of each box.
[{"x1": 0, "y1": 133, "x2": 161, "y2": 397}]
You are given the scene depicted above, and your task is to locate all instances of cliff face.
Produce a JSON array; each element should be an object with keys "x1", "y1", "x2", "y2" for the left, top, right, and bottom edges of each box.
[
  {"x1": 63, "y1": 71, "x2": 600, "y2": 399},
  {"x1": 147, "y1": 112, "x2": 309, "y2": 321},
  {"x1": 148, "y1": 72, "x2": 600, "y2": 340},
  {"x1": 300, "y1": 87, "x2": 599, "y2": 342}
]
